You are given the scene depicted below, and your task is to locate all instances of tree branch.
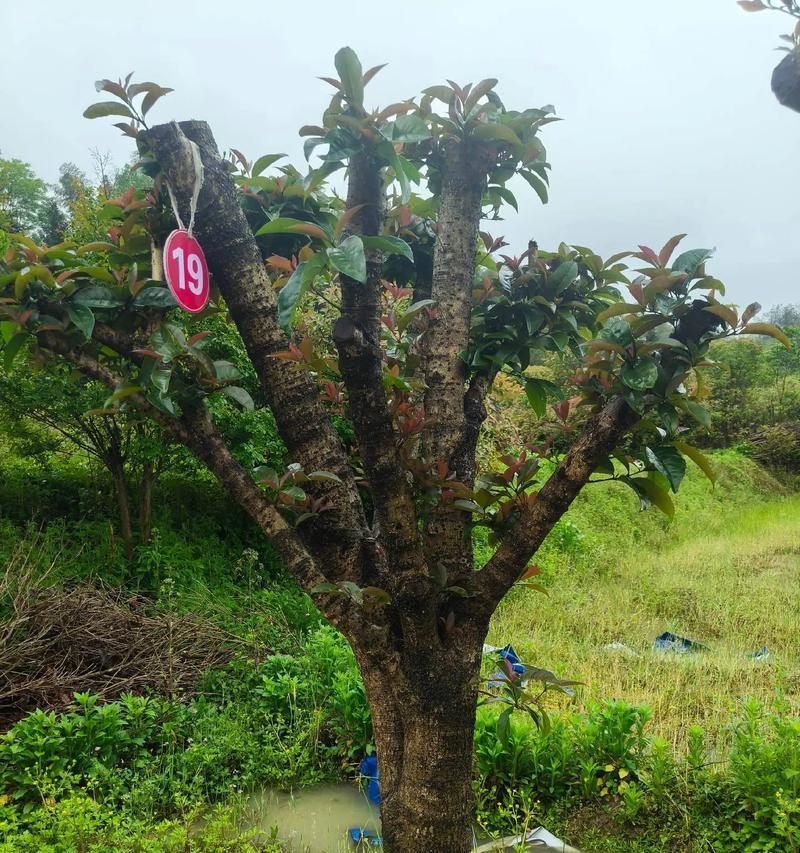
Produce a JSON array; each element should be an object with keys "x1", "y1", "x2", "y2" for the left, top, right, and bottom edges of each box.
[
  {"x1": 34, "y1": 330, "x2": 365, "y2": 633},
  {"x1": 473, "y1": 396, "x2": 638, "y2": 613},
  {"x1": 419, "y1": 141, "x2": 487, "y2": 584},
  {"x1": 142, "y1": 120, "x2": 368, "y2": 581},
  {"x1": 332, "y1": 152, "x2": 425, "y2": 582},
  {"x1": 423, "y1": 140, "x2": 486, "y2": 469}
]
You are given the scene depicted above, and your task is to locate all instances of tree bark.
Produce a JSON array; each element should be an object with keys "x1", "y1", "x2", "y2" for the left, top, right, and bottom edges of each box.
[
  {"x1": 108, "y1": 457, "x2": 133, "y2": 560},
  {"x1": 360, "y1": 643, "x2": 483, "y2": 853},
  {"x1": 139, "y1": 460, "x2": 154, "y2": 545}
]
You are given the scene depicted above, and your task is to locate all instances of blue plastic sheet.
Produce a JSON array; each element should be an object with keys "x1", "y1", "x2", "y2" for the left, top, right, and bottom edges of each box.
[
  {"x1": 348, "y1": 826, "x2": 382, "y2": 848},
  {"x1": 653, "y1": 631, "x2": 709, "y2": 654},
  {"x1": 359, "y1": 753, "x2": 380, "y2": 805}
]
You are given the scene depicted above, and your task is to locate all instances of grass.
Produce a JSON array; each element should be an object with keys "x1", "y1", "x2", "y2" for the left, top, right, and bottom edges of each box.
[{"x1": 488, "y1": 458, "x2": 800, "y2": 750}]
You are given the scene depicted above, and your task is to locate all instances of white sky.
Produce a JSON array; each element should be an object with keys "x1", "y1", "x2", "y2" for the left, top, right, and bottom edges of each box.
[{"x1": 4, "y1": 0, "x2": 799, "y2": 308}]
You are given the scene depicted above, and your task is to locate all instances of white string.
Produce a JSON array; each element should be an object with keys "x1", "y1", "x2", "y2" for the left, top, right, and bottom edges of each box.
[{"x1": 165, "y1": 125, "x2": 205, "y2": 237}]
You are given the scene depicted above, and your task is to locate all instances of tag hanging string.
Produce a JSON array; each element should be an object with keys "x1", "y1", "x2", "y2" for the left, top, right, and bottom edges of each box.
[{"x1": 165, "y1": 128, "x2": 204, "y2": 238}]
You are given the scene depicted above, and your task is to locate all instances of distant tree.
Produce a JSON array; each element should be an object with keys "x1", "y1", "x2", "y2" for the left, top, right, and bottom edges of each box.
[
  {"x1": 767, "y1": 303, "x2": 800, "y2": 327},
  {"x1": 0, "y1": 156, "x2": 47, "y2": 234},
  {"x1": 37, "y1": 196, "x2": 69, "y2": 245},
  {"x1": 0, "y1": 361, "x2": 179, "y2": 559},
  {"x1": 0, "y1": 60, "x2": 790, "y2": 852}
]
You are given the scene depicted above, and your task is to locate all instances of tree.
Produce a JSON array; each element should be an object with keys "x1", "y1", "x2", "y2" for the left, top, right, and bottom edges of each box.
[
  {"x1": 0, "y1": 60, "x2": 789, "y2": 852},
  {"x1": 767, "y1": 303, "x2": 800, "y2": 327},
  {"x1": 0, "y1": 360, "x2": 179, "y2": 560},
  {"x1": 738, "y1": 0, "x2": 800, "y2": 111},
  {"x1": 0, "y1": 156, "x2": 47, "y2": 234}
]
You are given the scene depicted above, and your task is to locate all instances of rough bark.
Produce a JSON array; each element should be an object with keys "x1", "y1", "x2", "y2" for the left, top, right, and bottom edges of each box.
[
  {"x1": 33, "y1": 331, "x2": 364, "y2": 635},
  {"x1": 424, "y1": 140, "x2": 486, "y2": 470},
  {"x1": 359, "y1": 631, "x2": 485, "y2": 853},
  {"x1": 421, "y1": 141, "x2": 487, "y2": 586},
  {"x1": 332, "y1": 151, "x2": 425, "y2": 583}
]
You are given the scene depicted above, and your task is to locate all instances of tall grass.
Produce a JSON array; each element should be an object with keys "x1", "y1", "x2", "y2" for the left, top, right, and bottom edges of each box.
[{"x1": 488, "y1": 452, "x2": 799, "y2": 748}]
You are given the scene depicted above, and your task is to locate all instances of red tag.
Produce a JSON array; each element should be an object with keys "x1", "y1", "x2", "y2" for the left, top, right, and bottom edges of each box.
[{"x1": 164, "y1": 229, "x2": 210, "y2": 313}]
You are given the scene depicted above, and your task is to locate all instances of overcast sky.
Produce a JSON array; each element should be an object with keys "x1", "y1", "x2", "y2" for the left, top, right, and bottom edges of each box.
[{"x1": 4, "y1": 0, "x2": 798, "y2": 309}]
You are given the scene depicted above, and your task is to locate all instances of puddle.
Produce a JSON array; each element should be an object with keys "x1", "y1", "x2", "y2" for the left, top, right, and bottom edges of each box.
[
  {"x1": 243, "y1": 783, "x2": 380, "y2": 852},
  {"x1": 240, "y1": 784, "x2": 581, "y2": 852}
]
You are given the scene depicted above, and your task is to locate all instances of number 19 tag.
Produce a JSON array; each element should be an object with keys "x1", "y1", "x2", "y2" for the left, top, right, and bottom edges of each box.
[{"x1": 164, "y1": 229, "x2": 210, "y2": 313}]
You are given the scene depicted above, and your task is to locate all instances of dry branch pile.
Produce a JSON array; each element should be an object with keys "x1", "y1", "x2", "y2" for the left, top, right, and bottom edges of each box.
[{"x1": 0, "y1": 539, "x2": 235, "y2": 726}]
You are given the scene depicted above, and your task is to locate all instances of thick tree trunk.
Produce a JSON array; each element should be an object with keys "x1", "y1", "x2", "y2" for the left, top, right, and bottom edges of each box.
[
  {"x1": 379, "y1": 702, "x2": 477, "y2": 853},
  {"x1": 359, "y1": 639, "x2": 483, "y2": 853}
]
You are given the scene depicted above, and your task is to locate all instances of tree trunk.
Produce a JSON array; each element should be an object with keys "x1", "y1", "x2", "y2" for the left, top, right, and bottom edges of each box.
[
  {"x1": 359, "y1": 641, "x2": 483, "y2": 853},
  {"x1": 109, "y1": 460, "x2": 134, "y2": 560},
  {"x1": 139, "y1": 461, "x2": 154, "y2": 545}
]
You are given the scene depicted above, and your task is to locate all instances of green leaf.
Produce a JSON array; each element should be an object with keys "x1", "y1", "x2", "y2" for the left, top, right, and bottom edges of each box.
[
  {"x1": 65, "y1": 303, "x2": 95, "y2": 340},
  {"x1": 520, "y1": 170, "x2": 549, "y2": 204},
  {"x1": 497, "y1": 707, "x2": 512, "y2": 746},
  {"x1": 213, "y1": 360, "x2": 241, "y2": 382},
  {"x1": 71, "y1": 286, "x2": 125, "y2": 309},
  {"x1": 83, "y1": 101, "x2": 135, "y2": 119},
  {"x1": 131, "y1": 286, "x2": 177, "y2": 309},
  {"x1": 452, "y1": 499, "x2": 483, "y2": 514},
  {"x1": 471, "y1": 122, "x2": 522, "y2": 148},
  {"x1": 600, "y1": 316, "x2": 633, "y2": 348},
  {"x1": 625, "y1": 476, "x2": 675, "y2": 518},
  {"x1": 0, "y1": 321, "x2": 17, "y2": 344},
  {"x1": 673, "y1": 440, "x2": 716, "y2": 484},
  {"x1": 685, "y1": 399, "x2": 711, "y2": 429},
  {"x1": 464, "y1": 78, "x2": 498, "y2": 114},
  {"x1": 327, "y1": 235, "x2": 367, "y2": 283},
  {"x1": 671, "y1": 248, "x2": 713, "y2": 277},
  {"x1": 362, "y1": 586, "x2": 391, "y2": 606},
  {"x1": 222, "y1": 385, "x2": 254, "y2": 411},
  {"x1": 109, "y1": 384, "x2": 143, "y2": 403},
  {"x1": 740, "y1": 323, "x2": 792, "y2": 350},
  {"x1": 646, "y1": 446, "x2": 686, "y2": 492},
  {"x1": 334, "y1": 47, "x2": 364, "y2": 107},
  {"x1": 360, "y1": 235, "x2": 414, "y2": 261},
  {"x1": 621, "y1": 358, "x2": 658, "y2": 391},
  {"x1": 386, "y1": 114, "x2": 431, "y2": 143},
  {"x1": 310, "y1": 583, "x2": 340, "y2": 595},
  {"x1": 251, "y1": 153, "x2": 286, "y2": 177},
  {"x1": 306, "y1": 470, "x2": 343, "y2": 483},
  {"x1": 277, "y1": 253, "x2": 328, "y2": 332},
  {"x1": 3, "y1": 332, "x2": 29, "y2": 370},
  {"x1": 255, "y1": 217, "x2": 331, "y2": 242},
  {"x1": 149, "y1": 326, "x2": 183, "y2": 363},
  {"x1": 597, "y1": 303, "x2": 643, "y2": 323},
  {"x1": 489, "y1": 185, "x2": 518, "y2": 212},
  {"x1": 547, "y1": 261, "x2": 578, "y2": 294},
  {"x1": 140, "y1": 86, "x2": 173, "y2": 117},
  {"x1": 524, "y1": 378, "x2": 548, "y2": 418}
]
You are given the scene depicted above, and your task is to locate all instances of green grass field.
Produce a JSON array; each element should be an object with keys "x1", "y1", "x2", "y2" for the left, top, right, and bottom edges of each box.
[{"x1": 488, "y1": 456, "x2": 800, "y2": 751}]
